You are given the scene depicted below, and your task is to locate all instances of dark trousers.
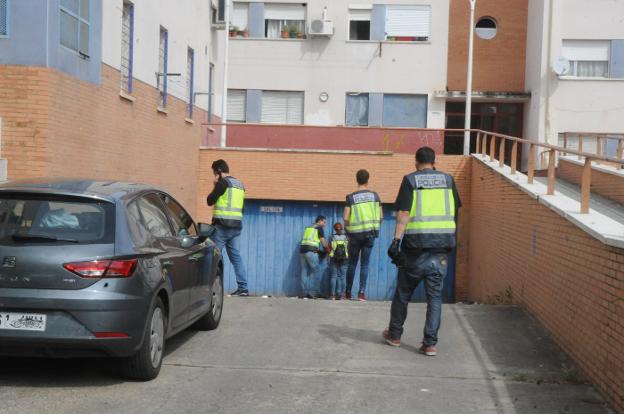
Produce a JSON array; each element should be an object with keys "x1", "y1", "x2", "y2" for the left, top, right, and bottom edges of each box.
[
  {"x1": 346, "y1": 236, "x2": 374, "y2": 295},
  {"x1": 388, "y1": 252, "x2": 448, "y2": 347}
]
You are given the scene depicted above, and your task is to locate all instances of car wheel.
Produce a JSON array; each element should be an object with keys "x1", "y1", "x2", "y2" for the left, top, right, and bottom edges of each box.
[
  {"x1": 120, "y1": 297, "x2": 166, "y2": 381},
  {"x1": 193, "y1": 269, "x2": 223, "y2": 331}
]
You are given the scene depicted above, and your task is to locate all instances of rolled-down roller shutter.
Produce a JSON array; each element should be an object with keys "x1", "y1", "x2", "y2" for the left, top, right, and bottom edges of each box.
[
  {"x1": 261, "y1": 91, "x2": 304, "y2": 125},
  {"x1": 385, "y1": 5, "x2": 431, "y2": 38}
]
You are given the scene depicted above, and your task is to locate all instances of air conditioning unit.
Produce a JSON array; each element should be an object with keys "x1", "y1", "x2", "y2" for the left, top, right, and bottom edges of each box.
[{"x1": 309, "y1": 19, "x2": 334, "y2": 36}]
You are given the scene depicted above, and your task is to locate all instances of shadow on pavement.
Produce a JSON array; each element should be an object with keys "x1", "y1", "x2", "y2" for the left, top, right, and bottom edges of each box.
[{"x1": 0, "y1": 330, "x2": 199, "y2": 388}]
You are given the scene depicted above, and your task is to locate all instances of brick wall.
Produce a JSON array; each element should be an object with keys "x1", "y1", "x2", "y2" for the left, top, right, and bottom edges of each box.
[
  {"x1": 0, "y1": 64, "x2": 207, "y2": 213},
  {"x1": 198, "y1": 149, "x2": 472, "y2": 301},
  {"x1": 558, "y1": 158, "x2": 624, "y2": 206},
  {"x1": 447, "y1": 0, "x2": 528, "y2": 92},
  {"x1": 469, "y1": 159, "x2": 624, "y2": 412}
]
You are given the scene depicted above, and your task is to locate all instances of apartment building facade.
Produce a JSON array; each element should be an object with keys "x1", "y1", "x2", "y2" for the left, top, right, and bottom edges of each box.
[{"x1": 0, "y1": 0, "x2": 219, "y2": 211}]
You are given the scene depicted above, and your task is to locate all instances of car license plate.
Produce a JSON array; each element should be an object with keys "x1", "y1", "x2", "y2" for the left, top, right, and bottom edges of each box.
[{"x1": 0, "y1": 312, "x2": 46, "y2": 331}]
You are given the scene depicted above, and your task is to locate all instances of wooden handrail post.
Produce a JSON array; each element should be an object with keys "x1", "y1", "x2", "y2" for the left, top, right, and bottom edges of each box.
[
  {"x1": 489, "y1": 135, "x2": 496, "y2": 161},
  {"x1": 580, "y1": 157, "x2": 591, "y2": 214},
  {"x1": 511, "y1": 141, "x2": 518, "y2": 174},
  {"x1": 481, "y1": 134, "x2": 488, "y2": 158},
  {"x1": 547, "y1": 149, "x2": 556, "y2": 195},
  {"x1": 499, "y1": 138, "x2": 505, "y2": 167},
  {"x1": 527, "y1": 144, "x2": 535, "y2": 184},
  {"x1": 595, "y1": 135, "x2": 602, "y2": 165},
  {"x1": 578, "y1": 134, "x2": 583, "y2": 160},
  {"x1": 476, "y1": 132, "x2": 481, "y2": 156}
]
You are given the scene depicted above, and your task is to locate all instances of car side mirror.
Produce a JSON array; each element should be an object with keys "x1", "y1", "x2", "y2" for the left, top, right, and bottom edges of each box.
[
  {"x1": 180, "y1": 236, "x2": 196, "y2": 249},
  {"x1": 198, "y1": 222, "x2": 216, "y2": 238}
]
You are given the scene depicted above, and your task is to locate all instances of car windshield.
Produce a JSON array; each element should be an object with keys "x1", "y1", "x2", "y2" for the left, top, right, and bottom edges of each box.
[{"x1": 0, "y1": 195, "x2": 115, "y2": 245}]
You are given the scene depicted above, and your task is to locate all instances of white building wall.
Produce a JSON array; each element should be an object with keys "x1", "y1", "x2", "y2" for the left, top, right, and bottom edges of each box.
[
  {"x1": 102, "y1": 0, "x2": 214, "y2": 112},
  {"x1": 226, "y1": 0, "x2": 449, "y2": 128},
  {"x1": 525, "y1": 0, "x2": 624, "y2": 154}
]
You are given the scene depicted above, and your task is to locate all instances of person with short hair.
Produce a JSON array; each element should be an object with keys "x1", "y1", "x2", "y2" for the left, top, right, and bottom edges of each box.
[
  {"x1": 344, "y1": 169, "x2": 382, "y2": 301},
  {"x1": 384, "y1": 146, "x2": 462, "y2": 356},
  {"x1": 206, "y1": 159, "x2": 249, "y2": 296},
  {"x1": 328, "y1": 222, "x2": 349, "y2": 300},
  {"x1": 299, "y1": 215, "x2": 329, "y2": 299}
]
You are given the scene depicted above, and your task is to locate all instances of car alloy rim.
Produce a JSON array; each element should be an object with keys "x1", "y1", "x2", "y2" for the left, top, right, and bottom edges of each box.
[
  {"x1": 212, "y1": 277, "x2": 223, "y2": 320},
  {"x1": 150, "y1": 307, "x2": 165, "y2": 368}
]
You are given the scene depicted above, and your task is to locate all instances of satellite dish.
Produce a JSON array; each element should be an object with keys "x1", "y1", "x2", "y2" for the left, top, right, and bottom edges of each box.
[{"x1": 553, "y1": 57, "x2": 570, "y2": 76}]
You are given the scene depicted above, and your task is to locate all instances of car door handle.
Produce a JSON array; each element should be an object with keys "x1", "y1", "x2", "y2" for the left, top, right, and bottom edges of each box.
[
  {"x1": 162, "y1": 260, "x2": 174, "y2": 268},
  {"x1": 188, "y1": 253, "x2": 204, "y2": 262}
]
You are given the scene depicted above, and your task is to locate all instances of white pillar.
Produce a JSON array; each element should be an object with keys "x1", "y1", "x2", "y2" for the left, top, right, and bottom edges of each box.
[
  {"x1": 220, "y1": 0, "x2": 231, "y2": 148},
  {"x1": 463, "y1": 0, "x2": 476, "y2": 155}
]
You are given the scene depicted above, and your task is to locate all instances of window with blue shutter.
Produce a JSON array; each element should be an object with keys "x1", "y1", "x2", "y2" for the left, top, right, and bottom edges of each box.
[
  {"x1": 0, "y1": 0, "x2": 8, "y2": 37},
  {"x1": 60, "y1": 0, "x2": 90, "y2": 56}
]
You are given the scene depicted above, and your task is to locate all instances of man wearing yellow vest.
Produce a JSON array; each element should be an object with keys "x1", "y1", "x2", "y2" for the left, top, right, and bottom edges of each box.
[
  {"x1": 384, "y1": 147, "x2": 461, "y2": 356},
  {"x1": 299, "y1": 216, "x2": 329, "y2": 299},
  {"x1": 344, "y1": 169, "x2": 382, "y2": 301},
  {"x1": 206, "y1": 159, "x2": 249, "y2": 296}
]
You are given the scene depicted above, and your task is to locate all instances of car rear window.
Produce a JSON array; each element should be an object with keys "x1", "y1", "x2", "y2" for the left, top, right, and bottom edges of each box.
[{"x1": 0, "y1": 194, "x2": 115, "y2": 245}]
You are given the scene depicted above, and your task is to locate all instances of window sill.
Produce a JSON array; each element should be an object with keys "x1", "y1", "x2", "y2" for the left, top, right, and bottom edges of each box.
[
  {"x1": 559, "y1": 76, "x2": 624, "y2": 82},
  {"x1": 185, "y1": 118, "x2": 195, "y2": 125},
  {"x1": 230, "y1": 37, "x2": 306, "y2": 42},
  {"x1": 156, "y1": 107, "x2": 168, "y2": 115},
  {"x1": 119, "y1": 91, "x2": 136, "y2": 102},
  {"x1": 345, "y1": 40, "x2": 432, "y2": 45}
]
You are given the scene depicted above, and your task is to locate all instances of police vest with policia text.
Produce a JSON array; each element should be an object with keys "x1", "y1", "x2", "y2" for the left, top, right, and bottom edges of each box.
[
  {"x1": 347, "y1": 191, "x2": 381, "y2": 234},
  {"x1": 404, "y1": 171, "x2": 457, "y2": 250},
  {"x1": 300, "y1": 225, "x2": 321, "y2": 250},
  {"x1": 213, "y1": 177, "x2": 245, "y2": 227}
]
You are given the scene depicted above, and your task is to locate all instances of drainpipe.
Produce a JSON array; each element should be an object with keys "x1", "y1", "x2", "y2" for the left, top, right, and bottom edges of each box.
[
  {"x1": 220, "y1": 0, "x2": 231, "y2": 148},
  {"x1": 463, "y1": 0, "x2": 476, "y2": 155}
]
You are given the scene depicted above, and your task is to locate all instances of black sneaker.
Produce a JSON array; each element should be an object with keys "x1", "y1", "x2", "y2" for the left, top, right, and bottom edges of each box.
[{"x1": 230, "y1": 288, "x2": 249, "y2": 296}]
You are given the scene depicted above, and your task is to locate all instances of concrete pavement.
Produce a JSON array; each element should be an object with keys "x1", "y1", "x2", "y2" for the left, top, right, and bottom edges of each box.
[{"x1": 0, "y1": 298, "x2": 614, "y2": 414}]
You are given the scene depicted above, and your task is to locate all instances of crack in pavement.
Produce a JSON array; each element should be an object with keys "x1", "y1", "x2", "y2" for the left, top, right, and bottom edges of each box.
[{"x1": 162, "y1": 362, "x2": 518, "y2": 383}]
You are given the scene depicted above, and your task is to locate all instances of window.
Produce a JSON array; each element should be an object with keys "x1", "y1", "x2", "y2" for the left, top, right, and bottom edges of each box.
[
  {"x1": 562, "y1": 40, "x2": 610, "y2": 78},
  {"x1": 120, "y1": 1, "x2": 134, "y2": 93},
  {"x1": 136, "y1": 194, "x2": 173, "y2": 238},
  {"x1": 261, "y1": 91, "x2": 304, "y2": 124},
  {"x1": 264, "y1": 3, "x2": 306, "y2": 39},
  {"x1": 60, "y1": 0, "x2": 90, "y2": 56},
  {"x1": 217, "y1": 0, "x2": 225, "y2": 23},
  {"x1": 0, "y1": 0, "x2": 8, "y2": 37},
  {"x1": 160, "y1": 194, "x2": 198, "y2": 237},
  {"x1": 475, "y1": 17, "x2": 497, "y2": 40},
  {"x1": 385, "y1": 5, "x2": 431, "y2": 41},
  {"x1": 158, "y1": 26, "x2": 168, "y2": 108},
  {"x1": 346, "y1": 93, "x2": 369, "y2": 126},
  {"x1": 231, "y1": 2, "x2": 249, "y2": 34},
  {"x1": 187, "y1": 47, "x2": 195, "y2": 118},
  {"x1": 349, "y1": 8, "x2": 371, "y2": 41},
  {"x1": 227, "y1": 89, "x2": 247, "y2": 122},
  {"x1": 382, "y1": 94, "x2": 427, "y2": 127}
]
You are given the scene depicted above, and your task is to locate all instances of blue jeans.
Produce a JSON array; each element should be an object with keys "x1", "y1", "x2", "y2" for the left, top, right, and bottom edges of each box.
[
  {"x1": 346, "y1": 236, "x2": 374, "y2": 295},
  {"x1": 300, "y1": 251, "x2": 320, "y2": 297},
  {"x1": 388, "y1": 252, "x2": 448, "y2": 346},
  {"x1": 330, "y1": 260, "x2": 348, "y2": 297},
  {"x1": 213, "y1": 225, "x2": 248, "y2": 291}
]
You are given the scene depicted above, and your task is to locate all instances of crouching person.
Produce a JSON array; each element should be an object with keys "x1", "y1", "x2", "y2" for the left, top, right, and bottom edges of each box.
[{"x1": 328, "y1": 222, "x2": 349, "y2": 300}]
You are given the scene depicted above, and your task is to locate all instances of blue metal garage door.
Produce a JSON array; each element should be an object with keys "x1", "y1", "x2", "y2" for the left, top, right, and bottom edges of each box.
[{"x1": 221, "y1": 200, "x2": 456, "y2": 302}]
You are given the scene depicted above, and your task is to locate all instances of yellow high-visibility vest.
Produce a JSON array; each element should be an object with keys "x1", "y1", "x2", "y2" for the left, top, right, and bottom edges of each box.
[
  {"x1": 347, "y1": 191, "x2": 380, "y2": 234},
  {"x1": 213, "y1": 177, "x2": 245, "y2": 222}
]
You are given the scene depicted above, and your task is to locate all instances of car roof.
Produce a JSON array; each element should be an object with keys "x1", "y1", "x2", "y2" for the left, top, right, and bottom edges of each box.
[{"x1": 0, "y1": 178, "x2": 164, "y2": 202}]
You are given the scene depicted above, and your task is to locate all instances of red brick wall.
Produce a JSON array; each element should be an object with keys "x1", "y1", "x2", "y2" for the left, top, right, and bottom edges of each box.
[
  {"x1": 204, "y1": 124, "x2": 445, "y2": 154},
  {"x1": 469, "y1": 159, "x2": 624, "y2": 412},
  {"x1": 0, "y1": 64, "x2": 206, "y2": 214},
  {"x1": 447, "y1": 0, "x2": 528, "y2": 92},
  {"x1": 198, "y1": 149, "x2": 472, "y2": 301},
  {"x1": 558, "y1": 159, "x2": 624, "y2": 206}
]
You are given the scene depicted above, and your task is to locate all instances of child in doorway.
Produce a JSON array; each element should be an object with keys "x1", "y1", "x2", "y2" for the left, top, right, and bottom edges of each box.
[{"x1": 328, "y1": 222, "x2": 349, "y2": 300}]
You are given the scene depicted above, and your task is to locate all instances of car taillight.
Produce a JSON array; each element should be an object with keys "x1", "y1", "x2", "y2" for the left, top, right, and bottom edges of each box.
[{"x1": 63, "y1": 259, "x2": 138, "y2": 278}]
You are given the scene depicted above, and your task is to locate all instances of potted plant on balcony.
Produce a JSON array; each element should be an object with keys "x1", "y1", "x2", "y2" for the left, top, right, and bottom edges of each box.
[
  {"x1": 289, "y1": 26, "x2": 298, "y2": 38},
  {"x1": 238, "y1": 27, "x2": 249, "y2": 37},
  {"x1": 296, "y1": 30, "x2": 304, "y2": 39},
  {"x1": 281, "y1": 25, "x2": 290, "y2": 39},
  {"x1": 229, "y1": 25, "x2": 238, "y2": 37}
]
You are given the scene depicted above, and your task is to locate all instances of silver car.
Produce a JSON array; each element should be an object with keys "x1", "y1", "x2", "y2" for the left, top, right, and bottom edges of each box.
[{"x1": 0, "y1": 179, "x2": 224, "y2": 380}]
